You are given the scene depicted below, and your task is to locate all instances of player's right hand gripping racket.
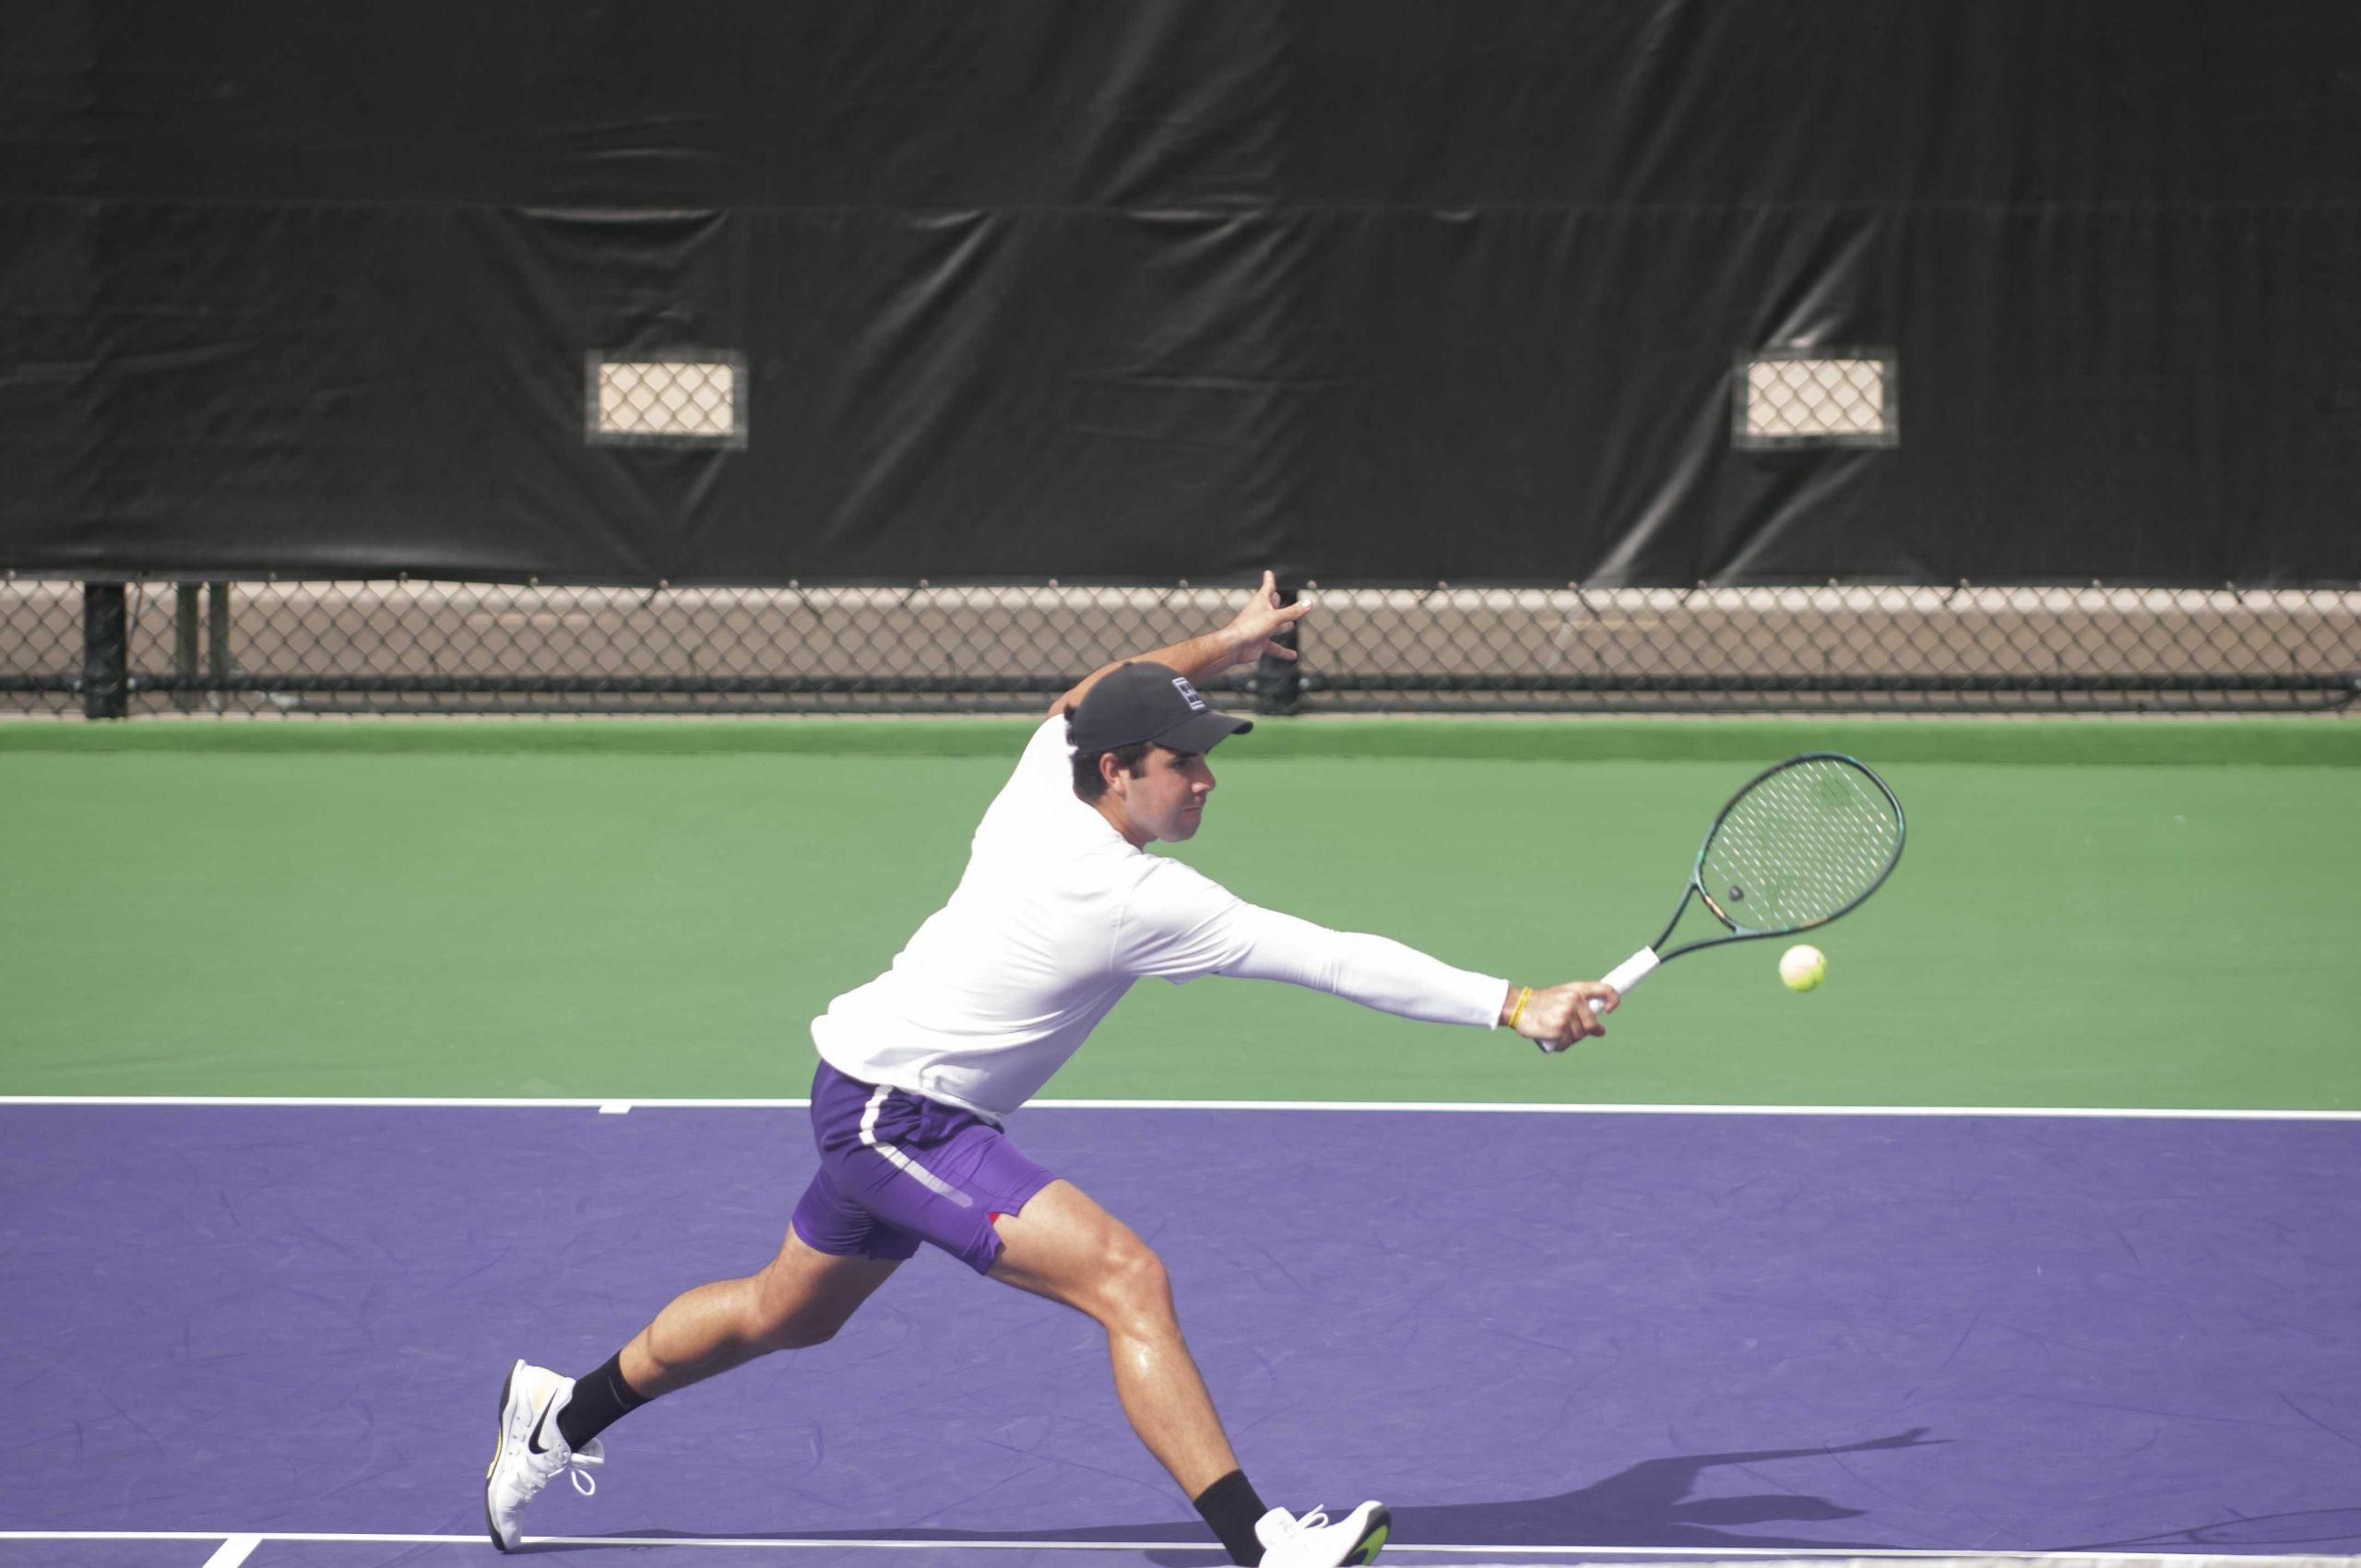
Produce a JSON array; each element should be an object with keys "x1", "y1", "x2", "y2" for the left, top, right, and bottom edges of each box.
[{"x1": 1565, "y1": 753, "x2": 1904, "y2": 1044}]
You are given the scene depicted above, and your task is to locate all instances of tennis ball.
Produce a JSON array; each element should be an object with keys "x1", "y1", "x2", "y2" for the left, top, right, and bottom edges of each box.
[{"x1": 1779, "y1": 944, "x2": 1827, "y2": 992}]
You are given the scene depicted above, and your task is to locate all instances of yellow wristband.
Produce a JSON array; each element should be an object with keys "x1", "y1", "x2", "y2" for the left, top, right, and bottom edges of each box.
[{"x1": 1507, "y1": 985, "x2": 1533, "y2": 1028}]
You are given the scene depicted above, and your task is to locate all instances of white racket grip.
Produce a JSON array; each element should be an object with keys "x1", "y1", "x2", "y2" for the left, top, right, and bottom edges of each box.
[
  {"x1": 1598, "y1": 947, "x2": 1661, "y2": 1012},
  {"x1": 1536, "y1": 946, "x2": 1661, "y2": 1052}
]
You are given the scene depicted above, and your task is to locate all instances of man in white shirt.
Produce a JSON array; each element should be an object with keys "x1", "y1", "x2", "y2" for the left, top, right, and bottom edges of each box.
[{"x1": 486, "y1": 575, "x2": 1621, "y2": 1565}]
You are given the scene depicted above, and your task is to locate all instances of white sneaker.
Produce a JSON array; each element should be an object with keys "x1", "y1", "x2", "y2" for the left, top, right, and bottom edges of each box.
[
  {"x1": 483, "y1": 1359, "x2": 605, "y2": 1551},
  {"x1": 1255, "y1": 1501, "x2": 1391, "y2": 1567}
]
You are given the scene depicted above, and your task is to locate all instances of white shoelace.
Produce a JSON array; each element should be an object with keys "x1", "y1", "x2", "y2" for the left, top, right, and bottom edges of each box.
[
  {"x1": 524, "y1": 1412, "x2": 602, "y2": 1497},
  {"x1": 528, "y1": 1387, "x2": 602, "y2": 1497},
  {"x1": 554, "y1": 1441, "x2": 604, "y2": 1497}
]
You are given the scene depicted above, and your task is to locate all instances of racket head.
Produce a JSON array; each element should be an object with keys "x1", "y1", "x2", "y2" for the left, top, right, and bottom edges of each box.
[{"x1": 1687, "y1": 753, "x2": 1905, "y2": 939}]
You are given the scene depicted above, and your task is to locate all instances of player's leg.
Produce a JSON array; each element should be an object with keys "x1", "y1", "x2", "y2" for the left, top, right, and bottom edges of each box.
[
  {"x1": 986, "y1": 1178, "x2": 1238, "y2": 1494},
  {"x1": 557, "y1": 1160, "x2": 914, "y2": 1450},
  {"x1": 781, "y1": 1074, "x2": 1300, "y2": 1558},
  {"x1": 987, "y1": 1180, "x2": 1389, "y2": 1568},
  {"x1": 485, "y1": 1159, "x2": 913, "y2": 1552}
]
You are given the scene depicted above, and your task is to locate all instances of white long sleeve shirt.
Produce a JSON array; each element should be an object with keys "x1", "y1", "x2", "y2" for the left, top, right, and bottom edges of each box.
[{"x1": 811, "y1": 715, "x2": 1506, "y2": 1119}]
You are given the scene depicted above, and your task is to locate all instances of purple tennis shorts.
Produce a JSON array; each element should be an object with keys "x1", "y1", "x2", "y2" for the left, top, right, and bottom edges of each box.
[{"x1": 790, "y1": 1060, "x2": 1060, "y2": 1275}]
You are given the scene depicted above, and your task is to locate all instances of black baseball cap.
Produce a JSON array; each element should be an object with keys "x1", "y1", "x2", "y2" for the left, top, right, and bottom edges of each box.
[{"x1": 1068, "y1": 662, "x2": 1253, "y2": 754}]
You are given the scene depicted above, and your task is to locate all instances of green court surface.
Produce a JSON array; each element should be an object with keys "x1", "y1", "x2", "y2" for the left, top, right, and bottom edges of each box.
[{"x1": 4, "y1": 717, "x2": 2355, "y2": 1110}]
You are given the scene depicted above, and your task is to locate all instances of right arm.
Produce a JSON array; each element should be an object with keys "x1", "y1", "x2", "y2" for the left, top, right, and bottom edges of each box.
[
  {"x1": 1216, "y1": 908, "x2": 1617, "y2": 1048},
  {"x1": 1117, "y1": 868, "x2": 1618, "y2": 1049}
]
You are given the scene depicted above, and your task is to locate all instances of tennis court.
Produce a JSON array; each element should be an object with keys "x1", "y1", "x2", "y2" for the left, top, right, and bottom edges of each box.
[
  {"x1": 10, "y1": 3, "x2": 2359, "y2": 1565},
  {"x1": 5, "y1": 719, "x2": 2357, "y2": 1567}
]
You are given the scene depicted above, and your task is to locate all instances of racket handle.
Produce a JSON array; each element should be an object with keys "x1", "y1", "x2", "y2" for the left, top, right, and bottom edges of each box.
[
  {"x1": 1598, "y1": 948, "x2": 1661, "y2": 1008},
  {"x1": 1534, "y1": 946, "x2": 1661, "y2": 1052}
]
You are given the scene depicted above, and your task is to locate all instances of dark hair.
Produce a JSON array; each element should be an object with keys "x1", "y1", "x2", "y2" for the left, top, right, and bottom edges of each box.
[{"x1": 1065, "y1": 707, "x2": 1154, "y2": 801}]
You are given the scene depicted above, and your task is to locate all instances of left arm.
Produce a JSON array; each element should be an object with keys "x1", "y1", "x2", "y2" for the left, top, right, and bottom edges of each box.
[{"x1": 1049, "y1": 570, "x2": 1311, "y2": 717}]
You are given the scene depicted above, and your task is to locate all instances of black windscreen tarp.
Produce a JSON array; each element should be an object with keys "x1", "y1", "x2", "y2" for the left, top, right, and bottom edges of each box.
[{"x1": 5, "y1": 1, "x2": 2355, "y2": 585}]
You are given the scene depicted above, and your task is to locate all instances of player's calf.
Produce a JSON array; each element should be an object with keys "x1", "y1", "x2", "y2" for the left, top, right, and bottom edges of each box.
[{"x1": 621, "y1": 1232, "x2": 903, "y2": 1397}]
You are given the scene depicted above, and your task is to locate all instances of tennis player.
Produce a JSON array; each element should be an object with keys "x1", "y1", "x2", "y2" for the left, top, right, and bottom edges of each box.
[{"x1": 486, "y1": 573, "x2": 1620, "y2": 1563}]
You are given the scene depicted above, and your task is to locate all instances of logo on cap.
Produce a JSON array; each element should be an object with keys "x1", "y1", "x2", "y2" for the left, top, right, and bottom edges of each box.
[{"x1": 1170, "y1": 676, "x2": 1207, "y2": 711}]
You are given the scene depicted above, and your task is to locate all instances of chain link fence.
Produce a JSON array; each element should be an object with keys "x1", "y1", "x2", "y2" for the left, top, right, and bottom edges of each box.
[
  {"x1": 5, "y1": 576, "x2": 2355, "y2": 718},
  {"x1": 587, "y1": 352, "x2": 748, "y2": 448},
  {"x1": 1734, "y1": 350, "x2": 1898, "y2": 449}
]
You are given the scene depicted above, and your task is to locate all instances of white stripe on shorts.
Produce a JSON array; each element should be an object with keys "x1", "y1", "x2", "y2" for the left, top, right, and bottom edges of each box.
[{"x1": 858, "y1": 1086, "x2": 974, "y2": 1208}]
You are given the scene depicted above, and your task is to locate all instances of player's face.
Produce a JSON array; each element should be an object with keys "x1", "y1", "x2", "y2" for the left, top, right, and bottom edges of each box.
[{"x1": 1128, "y1": 745, "x2": 1216, "y2": 841}]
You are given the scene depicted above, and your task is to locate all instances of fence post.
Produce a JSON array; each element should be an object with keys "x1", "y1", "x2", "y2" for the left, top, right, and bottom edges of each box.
[
  {"x1": 208, "y1": 582, "x2": 231, "y2": 711},
  {"x1": 1252, "y1": 583, "x2": 1302, "y2": 715},
  {"x1": 173, "y1": 583, "x2": 201, "y2": 712},
  {"x1": 82, "y1": 583, "x2": 128, "y2": 719}
]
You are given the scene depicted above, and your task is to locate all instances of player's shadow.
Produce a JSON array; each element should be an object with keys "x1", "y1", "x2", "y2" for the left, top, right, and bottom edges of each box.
[
  {"x1": 1344, "y1": 1427, "x2": 1948, "y2": 1558},
  {"x1": 552, "y1": 1427, "x2": 1942, "y2": 1559}
]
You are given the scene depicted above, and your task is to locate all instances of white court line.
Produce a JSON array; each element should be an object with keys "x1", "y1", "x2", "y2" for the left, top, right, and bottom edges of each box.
[
  {"x1": 198, "y1": 1535, "x2": 260, "y2": 1568},
  {"x1": 0, "y1": 1533, "x2": 2346, "y2": 1562},
  {"x1": 0, "y1": 1094, "x2": 2356, "y2": 1120}
]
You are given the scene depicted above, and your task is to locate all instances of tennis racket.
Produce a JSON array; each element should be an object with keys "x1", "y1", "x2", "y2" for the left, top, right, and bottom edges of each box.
[{"x1": 1561, "y1": 753, "x2": 1904, "y2": 1045}]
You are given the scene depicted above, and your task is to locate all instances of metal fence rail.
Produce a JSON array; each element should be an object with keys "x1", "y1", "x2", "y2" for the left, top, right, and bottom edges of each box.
[{"x1": 4, "y1": 578, "x2": 2355, "y2": 718}]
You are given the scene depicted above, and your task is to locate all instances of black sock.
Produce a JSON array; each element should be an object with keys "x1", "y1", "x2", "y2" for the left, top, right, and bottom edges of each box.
[
  {"x1": 555, "y1": 1352, "x2": 651, "y2": 1450},
  {"x1": 1192, "y1": 1469, "x2": 1269, "y2": 1566}
]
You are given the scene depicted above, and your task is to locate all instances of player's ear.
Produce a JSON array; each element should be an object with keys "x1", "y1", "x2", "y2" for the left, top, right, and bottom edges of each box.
[{"x1": 1098, "y1": 751, "x2": 1127, "y2": 795}]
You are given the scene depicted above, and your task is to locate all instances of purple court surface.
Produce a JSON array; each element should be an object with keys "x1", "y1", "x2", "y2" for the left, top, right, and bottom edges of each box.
[{"x1": 4, "y1": 1103, "x2": 2359, "y2": 1568}]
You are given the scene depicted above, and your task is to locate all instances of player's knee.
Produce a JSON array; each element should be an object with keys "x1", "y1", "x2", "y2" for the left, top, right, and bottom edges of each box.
[
  {"x1": 753, "y1": 1310, "x2": 840, "y2": 1353},
  {"x1": 766, "y1": 1323, "x2": 839, "y2": 1352},
  {"x1": 1096, "y1": 1236, "x2": 1174, "y2": 1328}
]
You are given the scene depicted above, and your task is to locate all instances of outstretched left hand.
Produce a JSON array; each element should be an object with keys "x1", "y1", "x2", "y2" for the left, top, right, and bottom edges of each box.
[{"x1": 1219, "y1": 570, "x2": 1313, "y2": 669}]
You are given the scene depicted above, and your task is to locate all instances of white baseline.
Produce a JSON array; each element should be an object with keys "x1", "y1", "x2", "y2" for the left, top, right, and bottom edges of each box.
[
  {"x1": 0, "y1": 1530, "x2": 2346, "y2": 1562},
  {"x1": 0, "y1": 1095, "x2": 2355, "y2": 1120}
]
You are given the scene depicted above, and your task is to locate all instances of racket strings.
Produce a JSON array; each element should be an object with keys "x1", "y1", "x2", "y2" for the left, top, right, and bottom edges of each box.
[{"x1": 1700, "y1": 758, "x2": 1902, "y2": 932}]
